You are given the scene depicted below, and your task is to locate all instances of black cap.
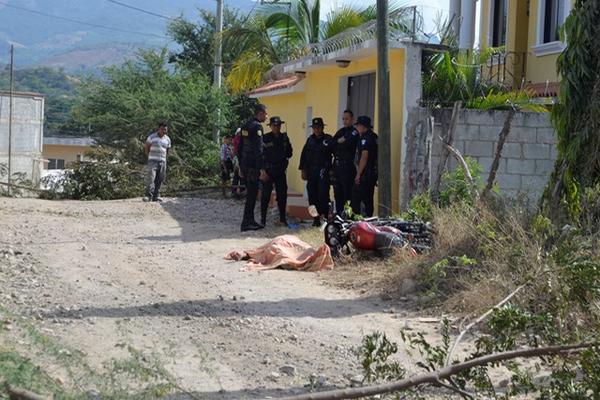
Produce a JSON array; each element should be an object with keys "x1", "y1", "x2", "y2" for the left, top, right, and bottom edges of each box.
[
  {"x1": 355, "y1": 116, "x2": 372, "y2": 129},
  {"x1": 310, "y1": 117, "x2": 326, "y2": 127},
  {"x1": 269, "y1": 116, "x2": 285, "y2": 126}
]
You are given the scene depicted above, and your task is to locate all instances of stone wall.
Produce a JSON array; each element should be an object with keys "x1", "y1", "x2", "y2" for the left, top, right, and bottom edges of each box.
[
  {"x1": 0, "y1": 92, "x2": 45, "y2": 184},
  {"x1": 430, "y1": 108, "x2": 557, "y2": 200}
]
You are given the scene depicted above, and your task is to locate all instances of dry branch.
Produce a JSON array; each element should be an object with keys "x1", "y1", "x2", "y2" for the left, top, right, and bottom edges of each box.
[
  {"x1": 445, "y1": 284, "x2": 526, "y2": 366},
  {"x1": 4, "y1": 384, "x2": 50, "y2": 400},
  {"x1": 438, "y1": 136, "x2": 479, "y2": 200},
  {"x1": 432, "y1": 101, "x2": 461, "y2": 200},
  {"x1": 483, "y1": 108, "x2": 516, "y2": 197},
  {"x1": 275, "y1": 343, "x2": 593, "y2": 400}
]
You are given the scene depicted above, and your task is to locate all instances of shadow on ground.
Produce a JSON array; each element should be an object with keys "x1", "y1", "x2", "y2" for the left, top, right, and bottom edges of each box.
[
  {"x1": 43, "y1": 296, "x2": 386, "y2": 320},
  {"x1": 144, "y1": 197, "x2": 312, "y2": 243}
]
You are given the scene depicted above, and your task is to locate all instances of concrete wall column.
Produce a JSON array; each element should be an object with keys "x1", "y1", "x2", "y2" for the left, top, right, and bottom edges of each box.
[
  {"x1": 459, "y1": 0, "x2": 477, "y2": 49},
  {"x1": 449, "y1": 0, "x2": 462, "y2": 40}
]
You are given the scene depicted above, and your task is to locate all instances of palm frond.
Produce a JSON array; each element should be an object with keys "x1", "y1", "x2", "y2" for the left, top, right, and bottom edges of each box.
[
  {"x1": 323, "y1": 6, "x2": 365, "y2": 39},
  {"x1": 226, "y1": 51, "x2": 272, "y2": 93}
]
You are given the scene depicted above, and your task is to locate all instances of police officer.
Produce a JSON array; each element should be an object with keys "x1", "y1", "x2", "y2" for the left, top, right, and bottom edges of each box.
[
  {"x1": 260, "y1": 116, "x2": 293, "y2": 227},
  {"x1": 351, "y1": 116, "x2": 378, "y2": 218},
  {"x1": 238, "y1": 103, "x2": 268, "y2": 232},
  {"x1": 299, "y1": 117, "x2": 333, "y2": 227},
  {"x1": 329, "y1": 109, "x2": 359, "y2": 216}
]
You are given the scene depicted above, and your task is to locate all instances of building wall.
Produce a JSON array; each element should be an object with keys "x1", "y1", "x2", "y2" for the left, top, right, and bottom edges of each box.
[
  {"x1": 479, "y1": 0, "x2": 575, "y2": 86},
  {"x1": 0, "y1": 93, "x2": 44, "y2": 183},
  {"x1": 430, "y1": 108, "x2": 556, "y2": 201},
  {"x1": 259, "y1": 48, "x2": 407, "y2": 212},
  {"x1": 42, "y1": 144, "x2": 94, "y2": 169}
]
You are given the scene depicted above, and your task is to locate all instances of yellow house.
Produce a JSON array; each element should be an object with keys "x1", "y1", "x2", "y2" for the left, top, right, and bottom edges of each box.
[
  {"x1": 250, "y1": 28, "x2": 428, "y2": 215},
  {"x1": 42, "y1": 137, "x2": 95, "y2": 169},
  {"x1": 478, "y1": 0, "x2": 573, "y2": 95}
]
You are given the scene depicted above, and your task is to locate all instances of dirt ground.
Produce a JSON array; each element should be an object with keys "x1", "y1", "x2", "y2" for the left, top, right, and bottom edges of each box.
[{"x1": 0, "y1": 196, "x2": 452, "y2": 399}]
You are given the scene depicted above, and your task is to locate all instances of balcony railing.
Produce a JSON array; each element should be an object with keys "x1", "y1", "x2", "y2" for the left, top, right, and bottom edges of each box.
[{"x1": 481, "y1": 51, "x2": 527, "y2": 90}]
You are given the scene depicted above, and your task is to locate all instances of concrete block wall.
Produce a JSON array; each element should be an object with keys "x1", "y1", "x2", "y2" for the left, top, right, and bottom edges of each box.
[
  {"x1": 430, "y1": 108, "x2": 556, "y2": 200},
  {"x1": 0, "y1": 93, "x2": 45, "y2": 184}
]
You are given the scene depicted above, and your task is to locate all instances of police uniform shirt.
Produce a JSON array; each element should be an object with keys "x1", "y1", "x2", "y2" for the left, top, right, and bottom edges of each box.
[
  {"x1": 299, "y1": 134, "x2": 333, "y2": 172},
  {"x1": 262, "y1": 132, "x2": 292, "y2": 169},
  {"x1": 239, "y1": 118, "x2": 263, "y2": 169},
  {"x1": 357, "y1": 131, "x2": 378, "y2": 173},
  {"x1": 331, "y1": 127, "x2": 359, "y2": 165}
]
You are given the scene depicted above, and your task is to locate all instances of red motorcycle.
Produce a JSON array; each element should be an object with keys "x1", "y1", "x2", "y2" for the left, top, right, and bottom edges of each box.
[{"x1": 309, "y1": 204, "x2": 432, "y2": 257}]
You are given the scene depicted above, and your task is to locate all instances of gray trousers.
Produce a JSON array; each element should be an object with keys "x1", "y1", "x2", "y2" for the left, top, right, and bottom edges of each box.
[{"x1": 146, "y1": 160, "x2": 166, "y2": 199}]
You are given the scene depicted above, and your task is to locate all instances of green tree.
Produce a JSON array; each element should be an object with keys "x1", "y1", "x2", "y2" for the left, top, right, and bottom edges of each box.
[
  {"x1": 72, "y1": 49, "x2": 231, "y2": 187},
  {"x1": 167, "y1": 7, "x2": 244, "y2": 78},
  {"x1": 543, "y1": 0, "x2": 600, "y2": 222},
  {"x1": 0, "y1": 66, "x2": 84, "y2": 136}
]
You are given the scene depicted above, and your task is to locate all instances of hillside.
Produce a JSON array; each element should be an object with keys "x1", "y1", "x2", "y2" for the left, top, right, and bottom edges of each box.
[{"x1": 0, "y1": 0, "x2": 253, "y2": 71}]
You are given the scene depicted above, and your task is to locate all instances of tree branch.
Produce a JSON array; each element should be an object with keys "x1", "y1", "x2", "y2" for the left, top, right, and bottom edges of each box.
[
  {"x1": 4, "y1": 384, "x2": 50, "y2": 400},
  {"x1": 275, "y1": 343, "x2": 593, "y2": 400},
  {"x1": 435, "y1": 379, "x2": 475, "y2": 399},
  {"x1": 438, "y1": 135, "x2": 479, "y2": 201},
  {"x1": 432, "y1": 101, "x2": 461, "y2": 201},
  {"x1": 445, "y1": 284, "x2": 526, "y2": 366},
  {"x1": 483, "y1": 108, "x2": 516, "y2": 198}
]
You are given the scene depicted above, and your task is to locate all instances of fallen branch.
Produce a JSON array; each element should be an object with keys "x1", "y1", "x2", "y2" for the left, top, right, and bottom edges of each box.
[
  {"x1": 4, "y1": 383, "x2": 50, "y2": 400},
  {"x1": 445, "y1": 284, "x2": 526, "y2": 366},
  {"x1": 0, "y1": 181, "x2": 44, "y2": 193},
  {"x1": 275, "y1": 343, "x2": 593, "y2": 400},
  {"x1": 483, "y1": 108, "x2": 516, "y2": 198},
  {"x1": 438, "y1": 136, "x2": 479, "y2": 201}
]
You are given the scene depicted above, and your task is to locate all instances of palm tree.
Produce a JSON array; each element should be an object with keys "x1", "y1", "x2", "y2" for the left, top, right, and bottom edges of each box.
[{"x1": 224, "y1": 0, "x2": 413, "y2": 93}]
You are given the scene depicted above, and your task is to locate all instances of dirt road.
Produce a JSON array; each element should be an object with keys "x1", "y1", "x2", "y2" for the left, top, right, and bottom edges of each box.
[{"x1": 0, "y1": 197, "x2": 443, "y2": 399}]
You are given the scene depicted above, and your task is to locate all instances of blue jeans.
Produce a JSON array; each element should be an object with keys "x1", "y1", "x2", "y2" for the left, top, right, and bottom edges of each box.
[{"x1": 146, "y1": 160, "x2": 166, "y2": 199}]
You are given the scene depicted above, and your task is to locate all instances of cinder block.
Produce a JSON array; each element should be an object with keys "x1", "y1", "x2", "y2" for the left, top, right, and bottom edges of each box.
[
  {"x1": 456, "y1": 124, "x2": 480, "y2": 141},
  {"x1": 477, "y1": 157, "x2": 506, "y2": 174},
  {"x1": 496, "y1": 173, "x2": 522, "y2": 190},
  {"x1": 479, "y1": 125, "x2": 503, "y2": 141},
  {"x1": 522, "y1": 112, "x2": 551, "y2": 128},
  {"x1": 536, "y1": 128, "x2": 556, "y2": 144},
  {"x1": 523, "y1": 143, "x2": 551, "y2": 159},
  {"x1": 464, "y1": 110, "x2": 496, "y2": 126},
  {"x1": 521, "y1": 175, "x2": 549, "y2": 193},
  {"x1": 465, "y1": 140, "x2": 494, "y2": 157},
  {"x1": 507, "y1": 158, "x2": 536, "y2": 174},
  {"x1": 497, "y1": 142, "x2": 522, "y2": 159},
  {"x1": 535, "y1": 159, "x2": 555, "y2": 175},
  {"x1": 505, "y1": 111, "x2": 525, "y2": 127},
  {"x1": 509, "y1": 126, "x2": 537, "y2": 142}
]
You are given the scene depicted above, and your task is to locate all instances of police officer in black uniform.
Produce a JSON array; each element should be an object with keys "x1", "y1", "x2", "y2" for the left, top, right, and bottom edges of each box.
[
  {"x1": 238, "y1": 104, "x2": 268, "y2": 232},
  {"x1": 351, "y1": 116, "x2": 378, "y2": 218},
  {"x1": 299, "y1": 117, "x2": 333, "y2": 227},
  {"x1": 329, "y1": 109, "x2": 359, "y2": 216},
  {"x1": 260, "y1": 116, "x2": 293, "y2": 227}
]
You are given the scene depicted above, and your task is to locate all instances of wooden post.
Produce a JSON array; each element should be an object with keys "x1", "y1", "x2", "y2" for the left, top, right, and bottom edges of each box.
[{"x1": 376, "y1": 0, "x2": 392, "y2": 217}]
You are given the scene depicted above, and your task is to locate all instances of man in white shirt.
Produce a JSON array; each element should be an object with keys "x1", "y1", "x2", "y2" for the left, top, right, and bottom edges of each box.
[{"x1": 143, "y1": 121, "x2": 171, "y2": 202}]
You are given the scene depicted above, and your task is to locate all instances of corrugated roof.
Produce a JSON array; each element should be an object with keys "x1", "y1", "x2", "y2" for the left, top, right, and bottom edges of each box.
[
  {"x1": 249, "y1": 75, "x2": 304, "y2": 95},
  {"x1": 43, "y1": 137, "x2": 96, "y2": 146},
  {"x1": 526, "y1": 82, "x2": 560, "y2": 98}
]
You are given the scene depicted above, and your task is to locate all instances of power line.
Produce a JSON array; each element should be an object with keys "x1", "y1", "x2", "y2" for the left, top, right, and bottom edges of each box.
[
  {"x1": 105, "y1": 0, "x2": 176, "y2": 21},
  {"x1": 0, "y1": 1, "x2": 169, "y2": 40}
]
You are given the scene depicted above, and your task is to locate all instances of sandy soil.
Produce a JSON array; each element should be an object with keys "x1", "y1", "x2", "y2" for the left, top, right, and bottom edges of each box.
[{"x1": 0, "y1": 196, "x2": 449, "y2": 399}]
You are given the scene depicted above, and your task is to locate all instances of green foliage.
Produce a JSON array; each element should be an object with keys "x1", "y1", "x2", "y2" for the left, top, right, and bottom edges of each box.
[
  {"x1": 355, "y1": 332, "x2": 405, "y2": 384},
  {"x1": 40, "y1": 148, "x2": 143, "y2": 200},
  {"x1": 407, "y1": 193, "x2": 434, "y2": 221},
  {"x1": 0, "y1": 66, "x2": 84, "y2": 136},
  {"x1": 439, "y1": 157, "x2": 483, "y2": 207},
  {"x1": 543, "y1": 0, "x2": 600, "y2": 222},
  {"x1": 0, "y1": 350, "x2": 72, "y2": 399},
  {"x1": 71, "y1": 49, "x2": 228, "y2": 190},
  {"x1": 167, "y1": 7, "x2": 245, "y2": 77},
  {"x1": 467, "y1": 90, "x2": 548, "y2": 112}
]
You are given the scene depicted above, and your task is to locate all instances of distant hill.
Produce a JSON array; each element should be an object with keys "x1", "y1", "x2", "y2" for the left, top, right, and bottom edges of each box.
[{"x1": 0, "y1": 0, "x2": 253, "y2": 72}]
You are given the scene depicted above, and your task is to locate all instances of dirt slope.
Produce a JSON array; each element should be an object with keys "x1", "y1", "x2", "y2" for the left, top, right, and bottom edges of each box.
[{"x1": 0, "y1": 197, "x2": 445, "y2": 399}]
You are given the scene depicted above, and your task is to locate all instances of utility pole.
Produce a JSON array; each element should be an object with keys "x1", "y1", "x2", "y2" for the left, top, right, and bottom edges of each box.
[
  {"x1": 7, "y1": 44, "x2": 14, "y2": 196},
  {"x1": 213, "y1": 0, "x2": 224, "y2": 143},
  {"x1": 376, "y1": 0, "x2": 391, "y2": 217}
]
